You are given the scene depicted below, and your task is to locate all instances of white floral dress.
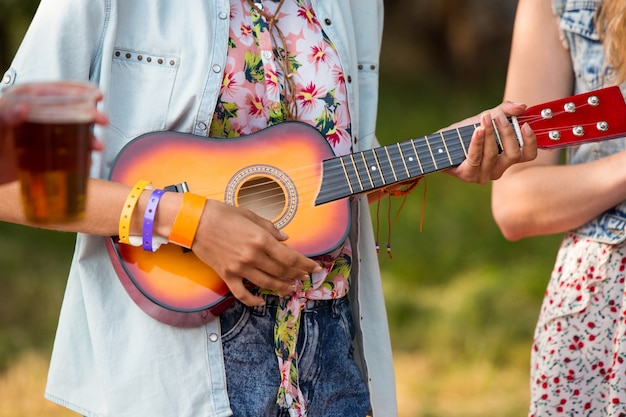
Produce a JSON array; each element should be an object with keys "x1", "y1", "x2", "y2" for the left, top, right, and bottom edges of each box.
[{"x1": 530, "y1": 233, "x2": 626, "y2": 416}]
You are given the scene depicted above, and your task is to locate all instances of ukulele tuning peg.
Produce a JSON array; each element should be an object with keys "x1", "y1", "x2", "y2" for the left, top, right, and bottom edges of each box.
[
  {"x1": 541, "y1": 108, "x2": 553, "y2": 119},
  {"x1": 564, "y1": 102, "x2": 576, "y2": 113},
  {"x1": 549, "y1": 130, "x2": 561, "y2": 141},
  {"x1": 573, "y1": 126, "x2": 585, "y2": 137},
  {"x1": 588, "y1": 95, "x2": 600, "y2": 106},
  {"x1": 597, "y1": 121, "x2": 609, "y2": 132}
]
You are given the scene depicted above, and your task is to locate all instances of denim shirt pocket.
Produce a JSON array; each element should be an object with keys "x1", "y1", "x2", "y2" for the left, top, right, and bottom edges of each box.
[{"x1": 108, "y1": 47, "x2": 180, "y2": 139}]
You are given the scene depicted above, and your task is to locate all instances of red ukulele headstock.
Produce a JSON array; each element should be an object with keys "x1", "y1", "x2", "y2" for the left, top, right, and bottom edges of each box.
[{"x1": 519, "y1": 86, "x2": 626, "y2": 149}]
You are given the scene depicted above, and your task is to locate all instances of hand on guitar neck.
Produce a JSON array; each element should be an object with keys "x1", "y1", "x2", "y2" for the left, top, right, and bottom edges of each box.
[{"x1": 441, "y1": 101, "x2": 536, "y2": 183}]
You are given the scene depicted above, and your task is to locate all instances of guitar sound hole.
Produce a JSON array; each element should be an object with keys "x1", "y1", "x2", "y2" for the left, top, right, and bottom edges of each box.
[{"x1": 237, "y1": 176, "x2": 286, "y2": 222}]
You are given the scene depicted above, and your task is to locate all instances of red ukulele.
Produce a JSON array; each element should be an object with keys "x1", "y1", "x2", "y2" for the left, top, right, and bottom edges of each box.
[{"x1": 106, "y1": 86, "x2": 626, "y2": 327}]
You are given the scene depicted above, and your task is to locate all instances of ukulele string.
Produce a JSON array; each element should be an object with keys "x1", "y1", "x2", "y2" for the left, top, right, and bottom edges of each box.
[{"x1": 184, "y1": 110, "x2": 602, "y2": 214}]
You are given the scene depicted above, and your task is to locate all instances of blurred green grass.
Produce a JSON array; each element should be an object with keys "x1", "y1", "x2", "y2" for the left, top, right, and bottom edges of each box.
[{"x1": 0, "y1": 223, "x2": 74, "y2": 371}]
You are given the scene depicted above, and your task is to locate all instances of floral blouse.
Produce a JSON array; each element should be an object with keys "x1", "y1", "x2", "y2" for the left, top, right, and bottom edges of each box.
[{"x1": 210, "y1": 1, "x2": 353, "y2": 415}]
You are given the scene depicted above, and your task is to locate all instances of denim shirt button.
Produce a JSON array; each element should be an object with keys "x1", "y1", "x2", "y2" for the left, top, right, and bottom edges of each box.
[
  {"x1": 209, "y1": 333, "x2": 219, "y2": 342},
  {"x1": 3, "y1": 74, "x2": 12, "y2": 84},
  {"x1": 218, "y1": 11, "x2": 228, "y2": 20},
  {"x1": 212, "y1": 64, "x2": 222, "y2": 73},
  {"x1": 197, "y1": 122, "x2": 207, "y2": 131}
]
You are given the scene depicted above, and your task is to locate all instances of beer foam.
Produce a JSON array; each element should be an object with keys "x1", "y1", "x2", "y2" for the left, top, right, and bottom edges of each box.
[
  {"x1": 26, "y1": 106, "x2": 95, "y2": 123},
  {"x1": 6, "y1": 81, "x2": 98, "y2": 123}
]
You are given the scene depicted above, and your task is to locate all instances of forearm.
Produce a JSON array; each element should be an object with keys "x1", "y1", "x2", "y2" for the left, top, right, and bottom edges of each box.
[
  {"x1": 492, "y1": 150, "x2": 626, "y2": 240},
  {"x1": 0, "y1": 178, "x2": 182, "y2": 238}
]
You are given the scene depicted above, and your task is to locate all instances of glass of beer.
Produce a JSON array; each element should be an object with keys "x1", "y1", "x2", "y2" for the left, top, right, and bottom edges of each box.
[{"x1": 4, "y1": 81, "x2": 99, "y2": 223}]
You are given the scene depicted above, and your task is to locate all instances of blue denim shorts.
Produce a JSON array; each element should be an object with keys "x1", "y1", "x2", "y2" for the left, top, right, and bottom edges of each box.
[{"x1": 219, "y1": 294, "x2": 370, "y2": 416}]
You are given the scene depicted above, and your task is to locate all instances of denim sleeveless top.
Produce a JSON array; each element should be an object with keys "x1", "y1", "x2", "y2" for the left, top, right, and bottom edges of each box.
[{"x1": 554, "y1": 0, "x2": 626, "y2": 244}]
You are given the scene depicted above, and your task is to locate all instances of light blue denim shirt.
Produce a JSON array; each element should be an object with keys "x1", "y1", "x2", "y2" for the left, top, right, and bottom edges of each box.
[
  {"x1": 1, "y1": 1, "x2": 397, "y2": 416},
  {"x1": 553, "y1": 0, "x2": 626, "y2": 244}
]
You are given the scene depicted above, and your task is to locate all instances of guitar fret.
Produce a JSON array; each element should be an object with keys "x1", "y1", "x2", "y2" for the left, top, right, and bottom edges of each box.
[
  {"x1": 409, "y1": 140, "x2": 425, "y2": 173},
  {"x1": 413, "y1": 137, "x2": 437, "y2": 173},
  {"x1": 338, "y1": 156, "x2": 355, "y2": 195},
  {"x1": 348, "y1": 152, "x2": 368, "y2": 191},
  {"x1": 441, "y1": 128, "x2": 471, "y2": 165},
  {"x1": 373, "y1": 147, "x2": 392, "y2": 185},
  {"x1": 396, "y1": 143, "x2": 411, "y2": 178},
  {"x1": 456, "y1": 127, "x2": 468, "y2": 157},
  {"x1": 317, "y1": 156, "x2": 355, "y2": 204},
  {"x1": 438, "y1": 132, "x2": 453, "y2": 165},
  {"x1": 385, "y1": 143, "x2": 412, "y2": 182},
  {"x1": 491, "y1": 119, "x2": 504, "y2": 152},
  {"x1": 362, "y1": 150, "x2": 385, "y2": 189},
  {"x1": 359, "y1": 152, "x2": 375, "y2": 189},
  {"x1": 383, "y1": 146, "x2": 398, "y2": 182},
  {"x1": 425, "y1": 133, "x2": 454, "y2": 170},
  {"x1": 398, "y1": 141, "x2": 420, "y2": 176},
  {"x1": 424, "y1": 135, "x2": 438, "y2": 170}
]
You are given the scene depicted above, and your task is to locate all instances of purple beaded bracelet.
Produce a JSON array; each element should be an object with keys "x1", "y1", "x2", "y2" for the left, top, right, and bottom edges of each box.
[{"x1": 142, "y1": 188, "x2": 166, "y2": 251}]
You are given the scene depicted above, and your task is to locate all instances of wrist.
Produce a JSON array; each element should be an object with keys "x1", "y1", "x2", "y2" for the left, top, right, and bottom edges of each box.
[{"x1": 153, "y1": 191, "x2": 184, "y2": 240}]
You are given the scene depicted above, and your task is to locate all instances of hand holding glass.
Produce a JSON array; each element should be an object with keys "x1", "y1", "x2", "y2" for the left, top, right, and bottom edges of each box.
[{"x1": 5, "y1": 81, "x2": 100, "y2": 223}]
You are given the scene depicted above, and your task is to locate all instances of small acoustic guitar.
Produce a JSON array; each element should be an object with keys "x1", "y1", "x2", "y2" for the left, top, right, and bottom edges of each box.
[{"x1": 106, "y1": 86, "x2": 626, "y2": 327}]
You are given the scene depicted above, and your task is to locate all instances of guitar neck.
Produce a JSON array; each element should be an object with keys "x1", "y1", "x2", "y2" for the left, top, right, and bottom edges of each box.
[
  {"x1": 316, "y1": 121, "x2": 502, "y2": 205},
  {"x1": 315, "y1": 86, "x2": 626, "y2": 205}
]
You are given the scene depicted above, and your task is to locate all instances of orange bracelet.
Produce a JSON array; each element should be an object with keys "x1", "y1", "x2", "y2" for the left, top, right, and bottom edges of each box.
[
  {"x1": 168, "y1": 193, "x2": 207, "y2": 249},
  {"x1": 119, "y1": 179, "x2": 151, "y2": 245}
]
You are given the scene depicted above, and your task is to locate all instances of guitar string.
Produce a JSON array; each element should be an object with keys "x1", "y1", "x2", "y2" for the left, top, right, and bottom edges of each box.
[
  {"x1": 183, "y1": 104, "x2": 606, "y2": 212},
  {"x1": 190, "y1": 119, "x2": 607, "y2": 213}
]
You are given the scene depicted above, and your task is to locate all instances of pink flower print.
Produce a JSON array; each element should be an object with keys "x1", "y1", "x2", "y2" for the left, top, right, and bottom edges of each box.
[
  {"x1": 219, "y1": 57, "x2": 249, "y2": 104},
  {"x1": 297, "y1": 82, "x2": 325, "y2": 114},
  {"x1": 239, "y1": 22, "x2": 255, "y2": 46},
  {"x1": 331, "y1": 64, "x2": 345, "y2": 86},
  {"x1": 222, "y1": 71, "x2": 236, "y2": 90},
  {"x1": 278, "y1": 357, "x2": 292, "y2": 384},
  {"x1": 323, "y1": 125, "x2": 340, "y2": 147},
  {"x1": 264, "y1": 67, "x2": 281, "y2": 99},
  {"x1": 298, "y1": 4, "x2": 320, "y2": 29},
  {"x1": 246, "y1": 84, "x2": 269, "y2": 119},
  {"x1": 308, "y1": 42, "x2": 330, "y2": 71},
  {"x1": 247, "y1": 94, "x2": 266, "y2": 117}
]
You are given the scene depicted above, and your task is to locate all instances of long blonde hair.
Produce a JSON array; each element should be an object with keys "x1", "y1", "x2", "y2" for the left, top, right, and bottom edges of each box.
[{"x1": 596, "y1": 0, "x2": 626, "y2": 85}]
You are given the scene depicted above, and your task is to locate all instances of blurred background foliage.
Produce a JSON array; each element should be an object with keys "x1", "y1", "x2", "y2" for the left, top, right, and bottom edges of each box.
[{"x1": 0, "y1": 1, "x2": 565, "y2": 416}]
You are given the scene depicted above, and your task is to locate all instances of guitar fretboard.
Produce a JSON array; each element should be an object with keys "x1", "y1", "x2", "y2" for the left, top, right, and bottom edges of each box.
[{"x1": 316, "y1": 122, "x2": 507, "y2": 205}]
